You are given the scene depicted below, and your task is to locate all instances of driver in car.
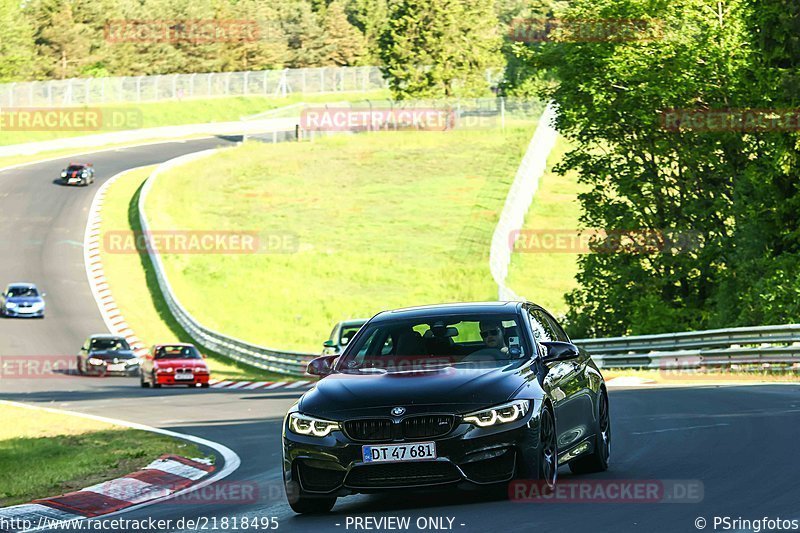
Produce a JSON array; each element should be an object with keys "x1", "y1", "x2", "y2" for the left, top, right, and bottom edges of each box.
[{"x1": 463, "y1": 320, "x2": 509, "y2": 361}]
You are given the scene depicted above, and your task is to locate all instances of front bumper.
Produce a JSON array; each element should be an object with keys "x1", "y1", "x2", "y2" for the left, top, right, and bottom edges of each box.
[
  {"x1": 2, "y1": 308, "x2": 44, "y2": 317},
  {"x1": 85, "y1": 363, "x2": 140, "y2": 376},
  {"x1": 283, "y1": 410, "x2": 542, "y2": 496},
  {"x1": 63, "y1": 177, "x2": 87, "y2": 185},
  {"x1": 154, "y1": 373, "x2": 210, "y2": 386}
]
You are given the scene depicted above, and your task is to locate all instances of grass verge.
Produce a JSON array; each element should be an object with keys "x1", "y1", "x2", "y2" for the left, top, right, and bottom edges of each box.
[
  {"x1": 0, "y1": 403, "x2": 203, "y2": 506},
  {"x1": 99, "y1": 167, "x2": 289, "y2": 382},
  {"x1": 143, "y1": 123, "x2": 537, "y2": 352},
  {"x1": 0, "y1": 91, "x2": 389, "y2": 147},
  {"x1": 505, "y1": 136, "x2": 586, "y2": 316}
]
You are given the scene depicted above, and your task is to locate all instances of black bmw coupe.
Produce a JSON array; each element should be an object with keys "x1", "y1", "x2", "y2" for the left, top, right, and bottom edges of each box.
[{"x1": 282, "y1": 301, "x2": 611, "y2": 513}]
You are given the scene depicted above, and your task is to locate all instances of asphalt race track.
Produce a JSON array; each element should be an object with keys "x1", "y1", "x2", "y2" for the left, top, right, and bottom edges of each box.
[{"x1": 1, "y1": 142, "x2": 799, "y2": 533}]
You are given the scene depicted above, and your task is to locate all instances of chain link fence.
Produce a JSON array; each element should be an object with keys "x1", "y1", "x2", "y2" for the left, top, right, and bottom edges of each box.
[{"x1": 0, "y1": 66, "x2": 388, "y2": 108}]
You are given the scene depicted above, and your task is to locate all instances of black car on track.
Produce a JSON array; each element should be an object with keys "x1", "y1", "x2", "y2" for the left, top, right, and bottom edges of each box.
[
  {"x1": 77, "y1": 334, "x2": 140, "y2": 376},
  {"x1": 60, "y1": 163, "x2": 95, "y2": 186},
  {"x1": 282, "y1": 301, "x2": 611, "y2": 514}
]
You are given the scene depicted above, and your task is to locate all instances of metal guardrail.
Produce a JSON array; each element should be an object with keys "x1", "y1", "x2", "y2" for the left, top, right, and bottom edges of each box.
[
  {"x1": 574, "y1": 324, "x2": 800, "y2": 370},
  {"x1": 138, "y1": 149, "x2": 316, "y2": 376}
]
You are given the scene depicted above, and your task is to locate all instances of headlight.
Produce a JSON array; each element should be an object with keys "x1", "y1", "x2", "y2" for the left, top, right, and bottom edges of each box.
[
  {"x1": 156, "y1": 367, "x2": 173, "y2": 373},
  {"x1": 125, "y1": 358, "x2": 140, "y2": 366},
  {"x1": 82, "y1": 171, "x2": 88, "y2": 176},
  {"x1": 463, "y1": 400, "x2": 531, "y2": 427},
  {"x1": 61, "y1": 171, "x2": 67, "y2": 177},
  {"x1": 31, "y1": 302, "x2": 43, "y2": 310},
  {"x1": 88, "y1": 358, "x2": 105, "y2": 365},
  {"x1": 288, "y1": 413, "x2": 340, "y2": 437},
  {"x1": 194, "y1": 367, "x2": 209, "y2": 374},
  {"x1": 6, "y1": 302, "x2": 17, "y2": 309}
]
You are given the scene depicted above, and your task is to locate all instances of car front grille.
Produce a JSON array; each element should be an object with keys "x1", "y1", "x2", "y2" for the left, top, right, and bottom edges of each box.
[
  {"x1": 343, "y1": 419, "x2": 393, "y2": 442},
  {"x1": 344, "y1": 461, "x2": 461, "y2": 488},
  {"x1": 343, "y1": 415, "x2": 455, "y2": 442}
]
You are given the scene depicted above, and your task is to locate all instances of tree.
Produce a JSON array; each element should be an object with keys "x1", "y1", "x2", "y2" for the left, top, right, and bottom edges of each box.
[
  {"x1": 534, "y1": 0, "x2": 757, "y2": 337},
  {"x1": 322, "y1": 0, "x2": 366, "y2": 66},
  {"x1": 379, "y1": 0, "x2": 502, "y2": 99},
  {"x1": 0, "y1": 0, "x2": 36, "y2": 81}
]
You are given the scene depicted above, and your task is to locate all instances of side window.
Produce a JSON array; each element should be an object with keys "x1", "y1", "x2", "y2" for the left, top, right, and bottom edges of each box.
[
  {"x1": 540, "y1": 311, "x2": 570, "y2": 342},
  {"x1": 528, "y1": 309, "x2": 556, "y2": 342}
]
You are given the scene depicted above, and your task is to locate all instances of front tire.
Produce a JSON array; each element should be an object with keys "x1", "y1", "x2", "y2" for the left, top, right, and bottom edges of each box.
[
  {"x1": 140, "y1": 371, "x2": 150, "y2": 388},
  {"x1": 569, "y1": 390, "x2": 610, "y2": 474},
  {"x1": 537, "y1": 405, "x2": 558, "y2": 490},
  {"x1": 285, "y1": 481, "x2": 336, "y2": 514},
  {"x1": 151, "y1": 372, "x2": 161, "y2": 388}
]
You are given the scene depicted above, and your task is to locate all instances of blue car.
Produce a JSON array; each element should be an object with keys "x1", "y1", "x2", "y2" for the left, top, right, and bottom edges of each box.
[{"x1": 1, "y1": 283, "x2": 46, "y2": 318}]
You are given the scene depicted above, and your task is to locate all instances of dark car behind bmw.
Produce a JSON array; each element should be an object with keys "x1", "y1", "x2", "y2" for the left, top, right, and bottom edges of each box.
[
  {"x1": 76, "y1": 334, "x2": 140, "y2": 376},
  {"x1": 282, "y1": 301, "x2": 611, "y2": 514}
]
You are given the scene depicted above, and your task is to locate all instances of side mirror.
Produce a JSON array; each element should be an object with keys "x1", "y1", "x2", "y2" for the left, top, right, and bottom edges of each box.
[
  {"x1": 201, "y1": 353, "x2": 207, "y2": 359},
  {"x1": 41, "y1": 292, "x2": 47, "y2": 297},
  {"x1": 145, "y1": 353, "x2": 154, "y2": 360},
  {"x1": 540, "y1": 341, "x2": 580, "y2": 363},
  {"x1": 323, "y1": 340, "x2": 336, "y2": 348},
  {"x1": 307, "y1": 355, "x2": 337, "y2": 376}
]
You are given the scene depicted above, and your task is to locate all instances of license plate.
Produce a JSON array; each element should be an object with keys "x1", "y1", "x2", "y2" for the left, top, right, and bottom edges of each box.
[
  {"x1": 362, "y1": 442, "x2": 437, "y2": 463},
  {"x1": 175, "y1": 372, "x2": 193, "y2": 380},
  {"x1": 68, "y1": 178, "x2": 80, "y2": 183},
  {"x1": 18, "y1": 308, "x2": 34, "y2": 313},
  {"x1": 107, "y1": 363, "x2": 125, "y2": 372}
]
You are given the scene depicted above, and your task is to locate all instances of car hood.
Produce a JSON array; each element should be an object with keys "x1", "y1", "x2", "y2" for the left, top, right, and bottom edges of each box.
[
  {"x1": 89, "y1": 350, "x2": 136, "y2": 361},
  {"x1": 153, "y1": 358, "x2": 207, "y2": 368},
  {"x1": 299, "y1": 360, "x2": 538, "y2": 417},
  {"x1": 6, "y1": 297, "x2": 43, "y2": 304}
]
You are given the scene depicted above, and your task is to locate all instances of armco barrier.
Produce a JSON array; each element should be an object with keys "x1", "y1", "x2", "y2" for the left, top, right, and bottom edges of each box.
[
  {"x1": 138, "y1": 149, "x2": 316, "y2": 376},
  {"x1": 574, "y1": 324, "x2": 800, "y2": 369}
]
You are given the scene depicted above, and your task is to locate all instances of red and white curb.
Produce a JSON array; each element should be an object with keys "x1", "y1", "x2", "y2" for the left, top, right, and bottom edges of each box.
[
  {"x1": 83, "y1": 166, "x2": 151, "y2": 359},
  {"x1": 0, "y1": 401, "x2": 241, "y2": 533},
  {"x1": 0, "y1": 455, "x2": 212, "y2": 532},
  {"x1": 208, "y1": 379, "x2": 315, "y2": 391}
]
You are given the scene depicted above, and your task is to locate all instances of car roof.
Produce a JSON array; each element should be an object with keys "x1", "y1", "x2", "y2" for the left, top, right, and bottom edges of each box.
[
  {"x1": 338, "y1": 318, "x2": 368, "y2": 327},
  {"x1": 154, "y1": 343, "x2": 195, "y2": 348},
  {"x1": 88, "y1": 334, "x2": 125, "y2": 340},
  {"x1": 369, "y1": 301, "x2": 524, "y2": 323},
  {"x1": 6, "y1": 282, "x2": 37, "y2": 289}
]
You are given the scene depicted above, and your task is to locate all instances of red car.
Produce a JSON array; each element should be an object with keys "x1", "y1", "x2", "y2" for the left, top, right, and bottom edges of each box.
[{"x1": 139, "y1": 343, "x2": 210, "y2": 388}]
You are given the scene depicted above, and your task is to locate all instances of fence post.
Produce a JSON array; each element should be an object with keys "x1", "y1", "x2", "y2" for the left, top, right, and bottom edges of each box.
[
  {"x1": 28, "y1": 83, "x2": 33, "y2": 106},
  {"x1": 301, "y1": 69, "x2": 306, "y2": 93},
  {"x1": 190, "y1": 73, "x2": 195, "y2": 97},
  {"x1": 225, "y1": 72, "x2": 231, "y2": 96},
  {"x1": 320, "y1": 67, "x2": 325, "y2": 93},
  {"x1": 8, "y1": 82, "x2": 14, "y2": 107},
  {"x1": 47, "y1": 82, "x2": 52, "y2": 105},
  {"x1": 244, "y1": 71, "x2": 249, "y2": 95},
  {"x1": 85, "y1": 78, "x2": 90, "y2": 104},
  {"x1": 208, "y1": 73, "x2": 213, "y2": 97}
]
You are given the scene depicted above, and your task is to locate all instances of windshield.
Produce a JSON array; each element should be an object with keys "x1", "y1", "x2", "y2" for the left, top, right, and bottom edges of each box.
[
  {"x1": 155, "y1": 345, "x2": 201, "y2": 360},
  {"x1": 7, "y1": 287, "x2": 38, "y2": 298},
  {"x1": 90, "y1": 338, "x2": 131, "y2": 352},
  {"x1": 66, "y1": 165, "x2": 85, "y2": 171},
  {"x1": 338, "y1": 314, "x2": 527, "y2": 371}
]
